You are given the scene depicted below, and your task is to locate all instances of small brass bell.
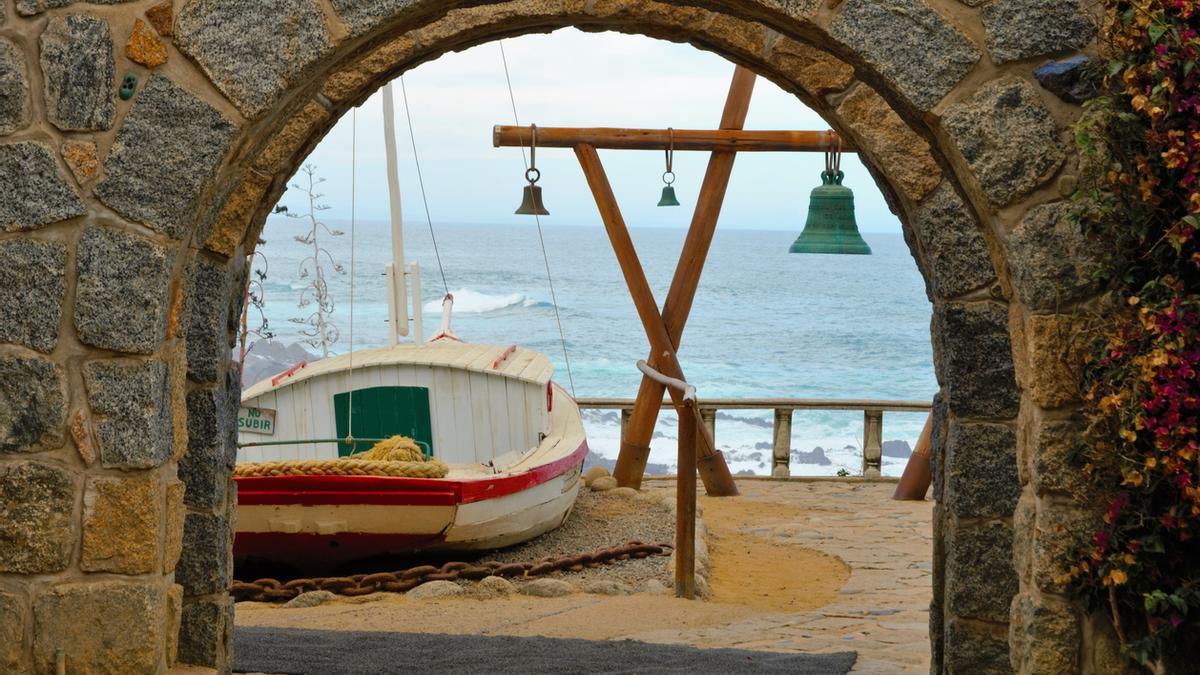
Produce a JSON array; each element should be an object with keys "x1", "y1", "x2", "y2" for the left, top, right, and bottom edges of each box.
[
  {"x1": 657, "y1": 129, "x2": 680, "y2": 207},
  {"x1": 515, "y1": 124, "x2": 550, "y2": 216}
]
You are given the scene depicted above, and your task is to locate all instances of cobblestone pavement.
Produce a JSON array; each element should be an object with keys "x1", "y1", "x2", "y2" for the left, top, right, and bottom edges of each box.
[
  {"x1": 236, "y1": 479, "x2": 933, "y2": 674},
  {"x1": 640, "y1": 478, "x2": 933, "y2": 674}
]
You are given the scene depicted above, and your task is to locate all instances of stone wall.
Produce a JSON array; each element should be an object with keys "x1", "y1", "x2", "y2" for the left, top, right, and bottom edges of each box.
[{"x1": 0, "y1": 0, "x2": 1105, "y2": 672}]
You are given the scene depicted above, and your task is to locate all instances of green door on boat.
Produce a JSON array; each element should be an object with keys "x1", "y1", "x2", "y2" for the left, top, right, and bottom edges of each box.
[{"x1": 333, "y1": 386, "x2": 434, "y2": 457}]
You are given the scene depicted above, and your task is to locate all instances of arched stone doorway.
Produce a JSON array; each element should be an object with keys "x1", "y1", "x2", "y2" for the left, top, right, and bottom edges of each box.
[{"x1": 0, "y1": 1, "x2": 1102, "y2": 672}]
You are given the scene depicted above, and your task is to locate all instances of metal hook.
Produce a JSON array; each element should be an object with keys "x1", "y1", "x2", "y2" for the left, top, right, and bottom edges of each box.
[
  {"x1": 526, "y1": 124, "x2": 540, "y2": 184},
  {"x1": 823, "y1": 130, "x2": 843, "y2": 177},
  {"x1": 665, "y1": 127, "x2": 674, "y2": 175},
  {"x1": 660, "y1": 128, "x2": 677, "y2": 186}
]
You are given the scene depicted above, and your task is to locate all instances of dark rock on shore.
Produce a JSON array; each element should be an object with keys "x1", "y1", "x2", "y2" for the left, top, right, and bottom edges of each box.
[
  {"x1": 883, "y1": 440, "x2": 913, "y2": 458},
  {"x1": 582, "y1": 450, "x2": 669, "y2": 476},
  {"x1": 237, "y1": 340, "x2": 317, "y2": 388}
]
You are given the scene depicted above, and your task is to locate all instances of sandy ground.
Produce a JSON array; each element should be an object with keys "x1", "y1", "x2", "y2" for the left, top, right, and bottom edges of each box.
[
  {"x1": 236, "y1": 480, "x2": 931, "y2": 673},
  {"x1": 698, "y1": 492, "x2": 848, "y2": 613}
]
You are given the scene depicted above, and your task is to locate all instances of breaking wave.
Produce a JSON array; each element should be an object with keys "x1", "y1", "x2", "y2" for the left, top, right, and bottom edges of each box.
[{"x1": 423, "y1": 288, "x2": 552, "y2": 314}]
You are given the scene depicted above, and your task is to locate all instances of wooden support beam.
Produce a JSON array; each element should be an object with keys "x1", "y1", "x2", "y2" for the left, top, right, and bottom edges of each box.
[
  {"x1": 614, "y1": 65, "x2": 755, "y2": 491},
  {"x1": 493, "y1": 126, "x2": 856, "y2": 153},
  {"x1": 574, "y1": 142, "x2": 737, "y2": 497},
  {"x1": 676, "y1": 400, "x2": 698, "y2": 599},
  {"x1": 635, "y1": 359, "x2": 698, "y2": 598}
]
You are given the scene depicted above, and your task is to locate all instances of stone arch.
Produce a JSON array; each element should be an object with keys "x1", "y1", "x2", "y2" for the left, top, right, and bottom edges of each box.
[{"x1": 0, "y1": 0, "x2": 1105, "y2": 672}]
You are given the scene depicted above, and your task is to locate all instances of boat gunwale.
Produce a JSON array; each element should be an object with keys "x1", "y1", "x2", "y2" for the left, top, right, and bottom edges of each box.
[
  {"x1": 236, "y1": 438, "x2": 588, "y2": 507},
  {"x1": 241, "y1": 342, "x2": 555, "y2": 400}
]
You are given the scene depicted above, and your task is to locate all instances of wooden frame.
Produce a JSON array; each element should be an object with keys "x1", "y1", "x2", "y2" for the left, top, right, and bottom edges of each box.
[
  {"x1": 497, "y1": 66, "x2": 855, "y2": 496},
  {"x1": 494, "y1": 126, "x2": 857, "y2": 152}
]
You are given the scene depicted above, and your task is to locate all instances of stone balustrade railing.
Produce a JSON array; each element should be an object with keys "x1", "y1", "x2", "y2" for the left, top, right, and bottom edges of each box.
[{"x1": 574, "y1": 397, "x2": 932, "y2": 478}]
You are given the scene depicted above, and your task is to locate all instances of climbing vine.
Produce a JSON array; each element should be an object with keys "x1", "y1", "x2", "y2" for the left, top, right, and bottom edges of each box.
[{"x1": 1069, "y1": 1, "x2": 1200, "y2": 668}]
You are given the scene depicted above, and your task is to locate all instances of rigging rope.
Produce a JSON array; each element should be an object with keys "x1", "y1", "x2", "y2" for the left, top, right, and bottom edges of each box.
[
  {"x1": 234, "y1": 458, "x2": 449, "y2": 479},
  {"x1": 398, "y1": 76, "x2": 450, "y2": 297},
  {"x1": 235, "y1": 435, "x2": 447, "y2": 478},
  {"x1": 348, "y1": 107, "x2": 356, "y2": 445},
  {"x1": 498, "y1": 40, "x2": 577, "y2": 397}
]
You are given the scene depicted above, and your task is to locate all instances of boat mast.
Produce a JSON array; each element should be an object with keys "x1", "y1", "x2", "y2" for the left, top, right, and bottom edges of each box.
[{"x1": 381, "y1": 82, "x2": 411, "y2": 344}]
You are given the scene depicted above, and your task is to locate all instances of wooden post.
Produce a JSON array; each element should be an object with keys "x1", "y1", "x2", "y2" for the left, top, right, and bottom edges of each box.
[
  {"x1": 619, "y1": 407, "x2": 632, "y2": 443},
  {"x1": 574, "y1": 142, "x2": 737, "y2": 497},
  {"x1": 772, "y1": 408, "x2": 792, "y2": 478},
  {"x1": 863, "y1": 409, "x2": 883, "y2": 478},
  {"x1": 676, "y1": 401, "x2": 698, "y2": 599},
  {"x1": 614, "y1": 65, "x2": 756, "y2": 490},
  {"x1": 894, "y1": 413, "x2": 933, "y2": 500}
]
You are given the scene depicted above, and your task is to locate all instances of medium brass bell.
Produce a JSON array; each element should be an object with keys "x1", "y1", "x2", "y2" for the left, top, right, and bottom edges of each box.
[
  {"x1": 657, "y1": 184, "x2": 680, "y2": 207},
  {"x1": 789, "y1": 170, "x2": 871, "y2": 255},
  {"x1": 515, "y1": 182, "x2": 550, "y2": 216},
  {"x1": 515, "y1": 125, "x2": 550, "y2": 216}
]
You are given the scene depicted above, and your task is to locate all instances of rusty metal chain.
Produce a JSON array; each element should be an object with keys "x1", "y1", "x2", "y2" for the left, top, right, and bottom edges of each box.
[{"x1": 231, "y1": 541, "x2": 672, "y2": 603}]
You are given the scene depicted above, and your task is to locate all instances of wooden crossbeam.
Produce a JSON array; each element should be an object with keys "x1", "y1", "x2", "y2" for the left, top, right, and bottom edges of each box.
[
  {"x1": 493, "y1": 126, "x2": 856, "y2": 153},
  {"x1": 613, "y1": 66, "x2": 756, "y2": 492}
]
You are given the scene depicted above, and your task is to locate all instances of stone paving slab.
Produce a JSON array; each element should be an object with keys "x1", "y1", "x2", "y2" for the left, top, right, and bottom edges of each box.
[
  {"x1": 641, "y1": 479, "x2": 933, "y2": 674},
  {"x1": 234, "y1": 627, "x2": 858, "y2": 674}
]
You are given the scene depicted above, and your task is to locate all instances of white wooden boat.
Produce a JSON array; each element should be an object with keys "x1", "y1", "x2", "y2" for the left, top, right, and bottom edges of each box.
[
  {"x1": 234, "y1": 339, "x2": 587, "y2": 566},
  {"x1": 233, "y1": 82, "x2": 588, "y2": 569}
]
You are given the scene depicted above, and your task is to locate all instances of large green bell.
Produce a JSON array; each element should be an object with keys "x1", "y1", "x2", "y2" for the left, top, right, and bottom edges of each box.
[{"x1": 789, "y1": 170, "x2": 871, "y2": 255}]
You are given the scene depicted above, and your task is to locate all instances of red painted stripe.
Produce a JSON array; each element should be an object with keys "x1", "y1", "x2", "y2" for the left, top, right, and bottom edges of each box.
[
  {"x1": 237, "y1": 489, "x2": 458, "y2": 507},
  {"x1": 234, "y1": 532, "x2": 447, "y2": 560},
  {"x1": 234, "y1": 439, "x2": 588, "y2": 507},
  {"x1": 270, "y1": 360, "x2": 307, "y2": 387},
  {"x1": 459, "y1": 439, "x2": 587, "y2": 503},
  {"x1": 492, "y1": 345, "x2": 517, "y2": 369}
]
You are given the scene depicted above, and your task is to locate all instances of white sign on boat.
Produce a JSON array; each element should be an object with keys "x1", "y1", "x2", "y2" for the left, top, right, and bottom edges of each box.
[{"x1": 238, "y1": 407, "x2": 276, "y2": 435}]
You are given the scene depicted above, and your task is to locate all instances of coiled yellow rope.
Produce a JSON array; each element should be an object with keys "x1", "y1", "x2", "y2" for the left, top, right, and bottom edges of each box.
[
  {"x1": 346, "y1": 435, "x2": 425, "y2": 462},
  {"x1": 234, "y1": 436, "x2": 448, "y2": 479}
]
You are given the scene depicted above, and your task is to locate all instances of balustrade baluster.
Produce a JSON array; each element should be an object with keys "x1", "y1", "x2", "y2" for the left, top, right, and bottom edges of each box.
[
  {"x1": 772, "y1": 408, "x2": 792, "y2": 478},
  {"x1": 863, "y1": 410, "x2": 883, "y2": 478}
]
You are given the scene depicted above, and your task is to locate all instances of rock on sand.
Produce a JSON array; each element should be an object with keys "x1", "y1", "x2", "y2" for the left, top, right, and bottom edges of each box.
[
  {"x1": 475, "y1": 576, "x2": 516, "y2": 599},
  {"x1": 284, "y1": 590, "x2": 336, "y2": 609},
  {"x1": 584, "y1": 466, "x2": 610, "y2": 485},
  {"x1": 578, "y1": 579, "x2": 630, "y2": 596},
  {"x1": 407, "y1": 580, "x2": 465, "y2": 599},
  {"x1": 589, "y1": 476, "x2": 617, "y2": 492},
  {"x1": 521, "y1": 578, "x2": 575, "y2": 597}
]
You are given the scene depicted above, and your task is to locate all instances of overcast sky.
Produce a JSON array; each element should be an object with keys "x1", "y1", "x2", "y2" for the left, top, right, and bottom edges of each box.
[{"x1": 283, "y1": 28, "x2": 902, "y2": 233}]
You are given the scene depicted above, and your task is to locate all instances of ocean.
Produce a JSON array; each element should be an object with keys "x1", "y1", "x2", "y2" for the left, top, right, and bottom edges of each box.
[{"x1": 250, "y1": 217, "x2": 936, "y2": 477}]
